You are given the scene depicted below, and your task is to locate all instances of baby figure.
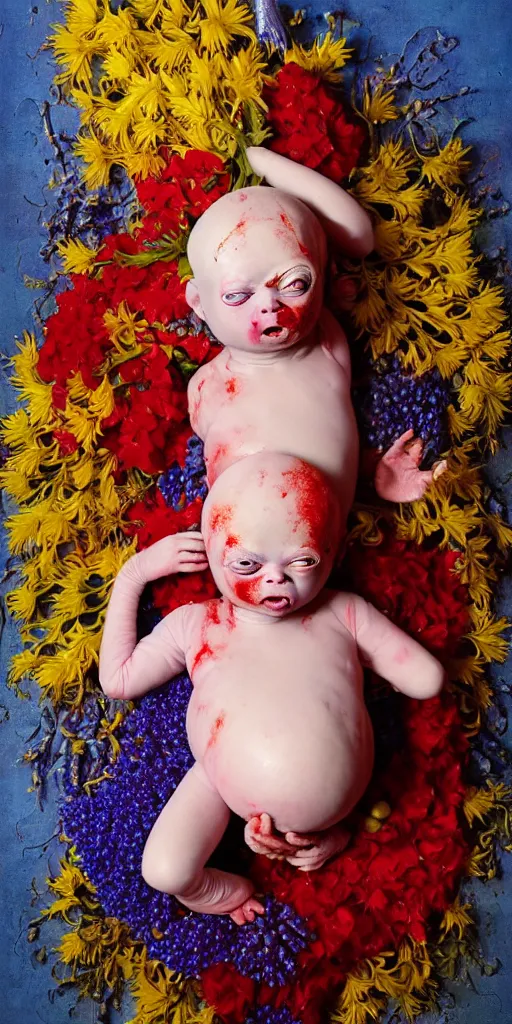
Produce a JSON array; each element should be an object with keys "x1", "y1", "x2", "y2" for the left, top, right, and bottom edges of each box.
[
  {"x1": 185, "y1": 146, "x2": 445, "y2": 513},
  {"x1": 99, "y1": 453, "x2": 444, "y2": 924}
]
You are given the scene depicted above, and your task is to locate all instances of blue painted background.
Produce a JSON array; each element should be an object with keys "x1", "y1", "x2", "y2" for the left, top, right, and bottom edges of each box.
[{"x1": 0, "y1": 2, "x2": 511, "y2": 1022}]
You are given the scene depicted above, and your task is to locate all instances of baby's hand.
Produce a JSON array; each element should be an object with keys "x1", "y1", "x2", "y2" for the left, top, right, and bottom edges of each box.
[
  {"x1": 245, "y1": 813, "x2": 296, "y2": 859},
  {"x1": 130, "y1": 532, "x2": 208, "y2": 584}
]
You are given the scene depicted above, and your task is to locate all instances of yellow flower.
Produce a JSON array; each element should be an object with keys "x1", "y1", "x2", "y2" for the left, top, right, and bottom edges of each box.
[
  {"x1": 189, "y1": 0, "x2": 255, "y2": 56},
  {"x1": 363, "y1": 79, "x2": 399, "y2": 123},
  {"x1": 141, "y1": 26, "x2": 197, "y2": 71},
  {"x1": 75, "y1": 129, "x2": 115, "y2": 189},
  {"x1": 57, "y1": 238, "x2": 101, "y2": 275},
  {"x1": 50, "y1": 22, "x2": 100, "y2": 87},
  {"x1": 421, "y1": 137, "x2": 472, "y2": 193},
  {"x1": 221, "y1": 42, "x2": 268, "y2": 112},
  {"x1": 284, "y1": 32, "x2": 352, "y2": 82},
  {"x1": 103, "y1": 301, "x2": 149, "y2": 351}
]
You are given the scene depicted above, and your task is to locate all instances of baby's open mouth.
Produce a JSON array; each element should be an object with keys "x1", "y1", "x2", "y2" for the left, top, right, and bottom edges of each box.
[
  {"x1": 261, "y1": 596, "x2": 291, "y2": 611},
  {"x1": 261, "y1": 325, "x2": 288, "y2": 340}
]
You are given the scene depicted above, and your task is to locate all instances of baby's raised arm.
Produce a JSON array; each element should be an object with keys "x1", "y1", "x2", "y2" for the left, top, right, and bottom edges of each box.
[
  {"x1": 99, "y1": 533, "x2": 207, "y2": 700},
  {"x1": 334, "y1": 593, "x2": 445, "y2": 699}
]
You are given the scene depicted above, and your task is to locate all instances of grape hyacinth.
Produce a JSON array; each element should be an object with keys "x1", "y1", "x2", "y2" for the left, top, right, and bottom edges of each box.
[
  {"x1": 61, "y1": 675, "x2": 311, "y2": 981},
  {"x1": 356, "y1": 357, "x2": 450, "y2": 458},
  {"x1": 246, "y1": 1006, "x2": 302, "y2": 1024},
  {"x1": 158, "y1": 434, "x2": 208, "y2": 511}
]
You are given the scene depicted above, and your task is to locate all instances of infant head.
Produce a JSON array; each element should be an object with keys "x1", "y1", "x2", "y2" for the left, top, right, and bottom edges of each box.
[
  {"x1": 202, "y1": 452, "x2": 340, "y2": 617},
  {"x1": 186, "y1": 187, "x2": 327, "y2": 353}
]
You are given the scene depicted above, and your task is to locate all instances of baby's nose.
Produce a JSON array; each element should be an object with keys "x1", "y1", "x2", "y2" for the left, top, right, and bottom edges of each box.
[
  {"x1": 265, "y1": 566, "x2": 286, "y2": 584},
  {"x1": 260, "y1": 290, "x2": 281, "y2": 315}
]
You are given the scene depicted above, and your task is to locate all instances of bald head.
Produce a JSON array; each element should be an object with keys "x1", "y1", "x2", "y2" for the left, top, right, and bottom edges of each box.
[
  {"x1": 201, "y1": 453, "x2": 340, "y2": 615},
  {"x1": 187, "y1": 186, "x2": 326, "y2": 277}
]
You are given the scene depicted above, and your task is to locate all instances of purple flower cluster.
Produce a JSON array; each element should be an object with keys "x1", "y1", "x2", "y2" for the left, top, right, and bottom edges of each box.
[
  {"x1": 61, "y1": 674, "x2": 311, "y2": 981},
  {"x1": 158, "y1": 435, "x2": 207, "y2": 511},
  {"x1": 247, "y1": 1006, "x2": 302, "y2": 1024},
  {"x1": 356, "y1": 357, "x2": 450, "y2": 457}
]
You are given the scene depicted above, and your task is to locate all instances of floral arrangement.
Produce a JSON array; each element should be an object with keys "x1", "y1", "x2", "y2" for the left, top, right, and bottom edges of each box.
[{"x1": 1, "y1": 2, "x2": 511, "y2": 1023}]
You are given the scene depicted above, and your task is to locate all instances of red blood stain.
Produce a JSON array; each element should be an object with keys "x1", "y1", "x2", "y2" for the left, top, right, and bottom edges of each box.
[
  {"x1": 258, "y1": 469, "x2": 267, "y2": 486},
  {"x1": 207, "y1": 712, "x2": 226, "y2": 750},
  {"x1": 190, "y1": 377, "x2": 205, "y2": 425},
  {"x1": 277, "y1": 304, "x2": 303, "y2": 332},
  {"x1": 281, "y1": 490, "x2": 288, "y2": 498},
  {"x1": 225, "y1": 533, "x2": 240, "y2": 549},
  {"x1": 225, "y1": 601, "x2": 236, "y2": 631},
  {"x1": 225, "y1": 376, "x2": 240, "y2": 396},
  {"x1": 265, "y1": 272, "x2": 281, "y2": 289},
  {"x1": 208, "y1": 503, "x2": 233, "y2": 533},
  {"x1": 191, "y1": 602, "x2": 222, "y2": 674},
  {"x1": 192, "y1": 641, "x2": 214, "y2": 675},
  {"x1": 233, "y1": 575, "x2": 261, "y2": 605},
  {"x1": 302, "y1": 614, "x2": 313, "y2": 630},
  {"x1": 207, "y1": 443, "x2": 230, "y2": 483},
  {"x1": 238, "y1": 192, "x2": 248, "y2": 202},
  {"x1": 282, "y1": 463, "x2": 332, "y2": 549},
  {"x1": 249, "y1": 318, "x2": 262, "y2": 345},
  {"x1": 344, "y1": 601, "x2": 356, "y2": 636},
  {"x1": 217, "y1": 218, "x2": 247, "y2": 257},
  {"x1": 278, "y1": 211, "x2": 311, "y2": 258}
]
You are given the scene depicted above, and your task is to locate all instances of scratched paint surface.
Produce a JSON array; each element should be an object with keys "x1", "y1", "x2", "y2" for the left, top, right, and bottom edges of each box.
[{"x1": 0, "y1": 2, "x2": 511, "y2": 1022}]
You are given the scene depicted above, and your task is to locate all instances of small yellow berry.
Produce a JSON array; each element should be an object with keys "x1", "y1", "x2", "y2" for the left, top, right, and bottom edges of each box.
[
  {"x1": 364, "y1": 816, "x2": 383, "y2": 833},
  {"x1": 371, "y1": 800, "x2": 391, "y2": 820}
]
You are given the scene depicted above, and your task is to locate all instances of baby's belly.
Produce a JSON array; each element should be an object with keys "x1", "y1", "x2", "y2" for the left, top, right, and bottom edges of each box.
[{"x1": 187, "y1": 683, "x2": 374, "y2": 833}]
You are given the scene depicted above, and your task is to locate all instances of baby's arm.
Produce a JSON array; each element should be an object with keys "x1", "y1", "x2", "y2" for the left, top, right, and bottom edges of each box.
[
  {"x1": 319, "y1": 307, "x2": 352, "y2": 380},
  {"x1": 99, "y1": 533, "x2": 208, "y2": 700},
  {"x1": 334, "y1": 593, "x2": 445, "y2": 699},
  {"x1": 247, "y1": 146, "x2": 374, "y2": 258}
]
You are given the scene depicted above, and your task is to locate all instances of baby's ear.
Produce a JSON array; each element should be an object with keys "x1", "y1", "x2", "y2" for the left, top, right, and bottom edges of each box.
[{"x1": 185, "y1": 278, "x2": 205, "y2": 320}]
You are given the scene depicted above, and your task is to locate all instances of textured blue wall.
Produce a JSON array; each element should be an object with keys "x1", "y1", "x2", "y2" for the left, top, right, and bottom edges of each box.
[{"x1": 0, "y1": 2, "x2": 511, "y2": 1022}]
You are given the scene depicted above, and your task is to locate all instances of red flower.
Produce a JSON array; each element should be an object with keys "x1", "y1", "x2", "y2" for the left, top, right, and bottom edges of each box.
[
  {"x1": 264, "y1": 64, "x2": 366, "y2": 183},
  {"x1": 201, "y1": 963, "x2": 256, "y2": 1021},
  {"x1": 53, "y1": 429, "x2": 78, "y2": 455}
]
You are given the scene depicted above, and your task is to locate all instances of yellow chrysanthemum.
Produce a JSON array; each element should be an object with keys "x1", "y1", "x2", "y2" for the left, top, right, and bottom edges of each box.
[
  {"x1": 57, "y1": 238, "x2": 102, "y2": 275},
  {"x1": 189, "y1": 0, "x2": 255, "y2": 56},
  {"x1": 363, "y1": 79, "x2": 399, "y2": 123},
  {"x1": 221, "y1": 42, "x2": 269, "y2": 112},
  {"x1": 284, "y1": 32, "x2": 352, "y2": 82}
]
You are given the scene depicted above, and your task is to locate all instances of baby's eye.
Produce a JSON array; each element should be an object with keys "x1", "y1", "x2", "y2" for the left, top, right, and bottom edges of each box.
[
  {"x1": 289, "y1": 555, "x2": 319, "y2": 568},
  {"x1": 222, "y1": 291, "x2": 251, "y2": 306},
  {"x1": 229, "y1": 558, "x2": 262, "y2": 575},
  {"x1": 280, "y1": 277, "x2": 311, "y2": 296}
]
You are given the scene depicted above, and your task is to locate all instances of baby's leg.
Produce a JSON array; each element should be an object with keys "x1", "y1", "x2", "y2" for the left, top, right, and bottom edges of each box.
[{"x1": 142, "y1": 762, "x2": 264, "y2": 924}]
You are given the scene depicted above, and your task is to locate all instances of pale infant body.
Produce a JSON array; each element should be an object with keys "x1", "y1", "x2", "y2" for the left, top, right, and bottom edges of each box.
[
  {"x1": 186, "y1": 146, "x2": 443, "y2": 507},
  {"x1": 99, "y1": 453, "x2": 445, "y2": 924}
]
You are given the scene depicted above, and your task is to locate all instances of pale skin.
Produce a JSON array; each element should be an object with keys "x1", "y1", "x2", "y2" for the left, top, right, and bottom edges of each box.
[
  {"x1": 185, "y1": 146, "x2": 446, "y2": 508},
  {"x1": 99, "y1": 454, "x2": 445, "y2": 924}
]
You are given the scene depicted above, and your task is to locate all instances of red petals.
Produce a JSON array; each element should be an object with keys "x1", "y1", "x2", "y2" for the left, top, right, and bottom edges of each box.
[{"x1": 264, "y1": 64, "x2": 366, "y2": 182}]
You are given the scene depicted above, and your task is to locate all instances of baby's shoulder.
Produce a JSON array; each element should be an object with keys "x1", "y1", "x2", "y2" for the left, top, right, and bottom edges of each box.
[{"x1": 321, "y1": 589, "x2": 363, "y2": 635}]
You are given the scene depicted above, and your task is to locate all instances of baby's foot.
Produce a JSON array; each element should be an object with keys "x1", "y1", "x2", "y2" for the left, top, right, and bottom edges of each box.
[
  {"x1": 375, "y1": 429, "x2": 447, "y2": 503},
  {"x1": 230, "y1": 896, "x2": 265, "y2": 926},
  {"x1": 245, "y1": 812, "x2": 295, "y2": 859},
  {"x1": 284, "y1": 823, "x2": 350, "y2": 871}
]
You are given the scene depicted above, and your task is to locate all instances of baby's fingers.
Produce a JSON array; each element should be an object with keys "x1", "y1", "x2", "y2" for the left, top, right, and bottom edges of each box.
[{"x1": 179, "y1": 559, "x2": 209, "y2": 574}]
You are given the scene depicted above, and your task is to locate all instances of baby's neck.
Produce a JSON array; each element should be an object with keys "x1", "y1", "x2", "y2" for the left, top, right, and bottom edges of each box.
[
  {"x1": 225, "y1": 600, "x2": 282, "y2": 626},
  {"x1": 224, "y1": 338, "x2": 311, "y2": 370}
]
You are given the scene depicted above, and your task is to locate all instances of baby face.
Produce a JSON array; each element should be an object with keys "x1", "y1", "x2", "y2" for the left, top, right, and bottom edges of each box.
[
  {"x1": 203, "y1": 454, "x2": 340, "y2": 618},
  {"x1": 186, "y1": 188, "x2": 326, "y2": 353}
]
